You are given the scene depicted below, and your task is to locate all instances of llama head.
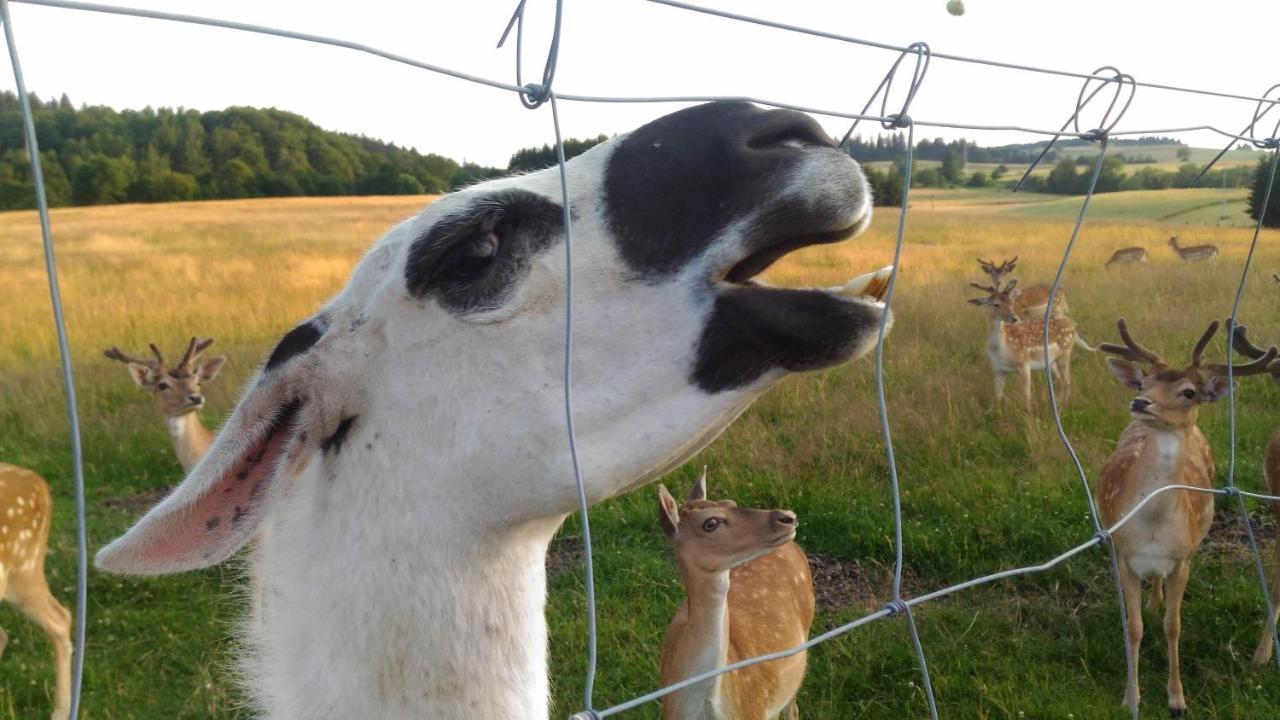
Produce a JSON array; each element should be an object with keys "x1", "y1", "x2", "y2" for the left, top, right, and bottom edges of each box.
[{"x1": 96, "y1": 101, "x2": 887, "y2": 574}]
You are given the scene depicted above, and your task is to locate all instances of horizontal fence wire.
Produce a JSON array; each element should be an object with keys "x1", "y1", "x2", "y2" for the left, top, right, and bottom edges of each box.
[{"x1": 4, "y1": 1, "x2": 1280, "y2": 719}]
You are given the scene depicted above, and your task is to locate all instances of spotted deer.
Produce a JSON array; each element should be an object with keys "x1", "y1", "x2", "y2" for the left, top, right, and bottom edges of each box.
[
  {"x1": 1168, "y1": 236, "x2": 1219, "y2": 262},
  {"x1": 976, "y1": 256, "x2": 1068, "y2": 318},
  {"x1": 94, "y1": 102, "x2": 889, "y2": 718},
  {"x1": 1097, "y1": 319, "x2": 1276, "y2": 717},
  {"x1": 0, "y1": 464, "x2": 72, "y2": 720},
  {"x1": 1105, "y1": 246, "x2": 1147, "y2": 268},
  {"x1": 658, "y1": 470, "x2": 814, "y2": 720},
  {"x1": 105, "y1": 338, "x2": 227, "y2": 472},
  {"x1": 967, "y1": 279, "x2": 1093, "y2": 409},
  {"x1": 1221, "y1": 323, "x2": 1280, "y2": 666}
]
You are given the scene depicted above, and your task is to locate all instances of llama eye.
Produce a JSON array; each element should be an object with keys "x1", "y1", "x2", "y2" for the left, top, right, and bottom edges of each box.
[
  {"x1": 1181, "y1": 388, "x2": 1196, "y2": 399},
  {"x1": 442, "y1": 232, "x2": 501, "y2": 281},
  {"x1": 702, "y1": 518, "x2": 722, "y2": 532}
]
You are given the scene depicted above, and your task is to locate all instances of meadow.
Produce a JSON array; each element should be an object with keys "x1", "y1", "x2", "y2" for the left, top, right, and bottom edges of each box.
[{"x1": 2, "y1": 187, "x2": 1280, "y2": 718}]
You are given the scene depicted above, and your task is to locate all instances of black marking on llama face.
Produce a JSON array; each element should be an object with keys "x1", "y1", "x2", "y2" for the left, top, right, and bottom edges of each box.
[
  {"x1": 205, "y1": 516, "x2": 221, "y2": 532},
  {"x1": 266, "y1": 318, "x2": 327, "y2": 371},
  {"x1": 321, "y1": 416, "x2": 357, "y2": 455}
]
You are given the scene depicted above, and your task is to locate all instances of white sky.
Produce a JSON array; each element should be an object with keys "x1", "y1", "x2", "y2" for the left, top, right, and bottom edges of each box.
[{"x1": 0, "y1": 0, "x2": 1274, "y2": 167}]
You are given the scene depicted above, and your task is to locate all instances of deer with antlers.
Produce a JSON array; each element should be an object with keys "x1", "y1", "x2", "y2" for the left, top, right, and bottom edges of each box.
[
  {"x1": 658, "y1": 470, "x2": 814, "y2": 720},
  {"x1": 1220, "y1": 322, "x2": 1280, "y2": 666},
  {"x1": 1097, "y1": 319, "x2": 1276, "y2": 717},
  {"x1": 1168, "y1": 236, "x2": 1219, "y2": 263},
  {"x1": 105, "y1": 338, "x2": 227, "y2": 473},
  {"x1": 976, "y1": 256, "x2": 1068, "y2": 319},
  {"x1": 968, "y1": 279, "x2": 1094, "y2": 409}
]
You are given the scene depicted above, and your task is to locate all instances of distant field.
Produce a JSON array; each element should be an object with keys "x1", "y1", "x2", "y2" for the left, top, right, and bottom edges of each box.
[
  {"x1": 909, "y1": 187, "x2": 1255, "y2": 229},
  {"x1": 3, "y1": 191, "x2": 1280, "y2": 718}
]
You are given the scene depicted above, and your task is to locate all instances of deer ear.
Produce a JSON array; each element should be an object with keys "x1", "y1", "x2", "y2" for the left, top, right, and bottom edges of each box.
[
  {"x1": 658, "y1": 485, "x2": 680, "y2": 538},
  {"x1": 97, "y1": 319, "x2": 338, "y2": 575},
  {"x1": 687, "y1": 466, "x2": 707, "y2": 503},
  {"x1": 1106, "y1": 358, "x2": 1145, "y2": 390},
  {"x1": 1200, "y1": 375, "x2": 1233, "y2": 403},
  {"x1": 126, "y1": 362, "x2": 156, "y2": 389},
  {"x1": 197, "y1": 355, "x2": 228, "y2": 382}
]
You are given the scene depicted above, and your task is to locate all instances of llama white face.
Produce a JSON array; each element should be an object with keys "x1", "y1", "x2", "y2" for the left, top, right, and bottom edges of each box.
[{"x1": 96, "y1": 102, "x2": 886, "y2": 573}]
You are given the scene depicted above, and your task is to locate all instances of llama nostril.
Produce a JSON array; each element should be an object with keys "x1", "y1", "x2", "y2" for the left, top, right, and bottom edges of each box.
[{"x1": 744, "y1": 111, "x2": 834, "y2": 152}]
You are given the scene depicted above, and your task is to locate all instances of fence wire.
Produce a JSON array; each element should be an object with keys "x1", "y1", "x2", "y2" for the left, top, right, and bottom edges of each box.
[{"x1": 5, "y1": 1, "x2": 1280, "y2": 719}]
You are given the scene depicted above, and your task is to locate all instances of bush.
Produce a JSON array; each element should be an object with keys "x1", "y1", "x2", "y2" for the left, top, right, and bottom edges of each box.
[
  {"x1": 1249, "y1": 156, "x2": 1280, "y2": 228},
  {"x1": 966, "y1": 172, "x2": 990, "y2": 188}
]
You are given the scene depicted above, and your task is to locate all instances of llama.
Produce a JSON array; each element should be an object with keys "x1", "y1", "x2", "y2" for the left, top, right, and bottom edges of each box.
[{"x1": 95, "y1": 101, "x2": 891, "y2": 719}]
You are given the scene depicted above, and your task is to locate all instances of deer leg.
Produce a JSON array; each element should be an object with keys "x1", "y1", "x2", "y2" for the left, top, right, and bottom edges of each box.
[
  {"x1": 992, "y1": 372, "x2": 1007, "y2": 408},
  {"x1": 1252, "y1": 543, "x2": 1280, "y2": 665},
  {"x1": 784, "y1": 698, "x2": 799, "y2": 720},
  {"x1": 8, "y1": 571, "x2": 71, "y2": 720},
  {"x1": 1119, "y1": 562, "x2": 1143, "y2": 712},
  {"x1": 1019, "y1": 364, "x2": 1033, "y2": 412},
  {"x1": 1148, "y1": 577, "x2": 1164, "y2": 610},
  {"x1": 1164, "y1": 561, "x2": 1191, "y2": 717}
]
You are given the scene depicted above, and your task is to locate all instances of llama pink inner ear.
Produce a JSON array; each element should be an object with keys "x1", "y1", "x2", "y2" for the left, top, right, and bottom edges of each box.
[{"x1": 96, "y1": 400, "x2": 304, "y2": 575}]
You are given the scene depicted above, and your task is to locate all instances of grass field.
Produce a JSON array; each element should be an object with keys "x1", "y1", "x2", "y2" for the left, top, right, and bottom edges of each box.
[{"x1": 3, "y1": 187, "x2": 1280, "y2": 718}]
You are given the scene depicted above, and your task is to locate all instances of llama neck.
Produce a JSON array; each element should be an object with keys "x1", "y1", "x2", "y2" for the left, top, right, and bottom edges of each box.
[
  {"x1": 165, "y1": 412, "x2": 212, "y2": 473},
  {"x1": 248, "y1": 480, "x2": 563, "y2": 720},
  {"x1": 665, "y1": 566, "x2": 731, "y2": 719}
]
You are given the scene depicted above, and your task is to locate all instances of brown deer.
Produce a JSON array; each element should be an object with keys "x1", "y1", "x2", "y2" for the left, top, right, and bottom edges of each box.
[
  {"x1": 1105, "y1": 246, "x2": 1148, "y2": 268},
  {"x1": 0, "y1": 464, "x2": 72, "y2": 720},
  {"x1": 1168, "y1": 236, "x2": 1219, "y2": 262},
  {"x1": 968, "y1": 279, "x2": 1094, "y2": 409},
  {"x1": 658, "y1": 470, "x2": 814, "y2": 720},
  {"x1": 1097, "y1": 319, "x2": 1275, "y2": 717},
  {"x1": 104, "y1": 338, "x2": 227, "y2": 472},
  {"x1": 1222, "y1": 323, "x2": 1280, "y2": 665},
  {"x1": 976, "y1": 256, "x2": 1068, "y2": 318}
]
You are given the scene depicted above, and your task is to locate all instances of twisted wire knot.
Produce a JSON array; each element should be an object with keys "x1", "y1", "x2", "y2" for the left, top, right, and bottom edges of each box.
[
  {"x1": 1222, "y1": 486, "x2": 1241, "y2": 498},
  {"x1": 1081, "y1": 128, "x2": 1108, "y2": 143},
  {"x1": 1093, "y1": 528, "x2": 1112, "y2": 545},
  {"x1": 1260, "y1": 137, "x2": 1280, "y2": 150},
  {"x1": 520, "y1": 83, "x2": 550, "y2": 108},
  {"x1": 883, "y1": 113, "x2": 912, "y2": 130},
  {"x1": 883, "y1": 599, "x2": 910, "y2": 617},
  {"x1": 568, "y1": 711, "x2": 603, "y2": 720}
]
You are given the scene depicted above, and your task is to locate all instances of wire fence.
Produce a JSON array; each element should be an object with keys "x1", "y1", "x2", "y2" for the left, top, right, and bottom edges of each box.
[{"x1": 3, "y1": 1, "x2": 1280, "y2": 718}]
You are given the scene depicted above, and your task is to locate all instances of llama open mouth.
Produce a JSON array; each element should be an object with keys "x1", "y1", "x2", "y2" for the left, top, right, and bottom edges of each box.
[{"x1": 723, "y1": 225, "x2": 862, "y2": 285}]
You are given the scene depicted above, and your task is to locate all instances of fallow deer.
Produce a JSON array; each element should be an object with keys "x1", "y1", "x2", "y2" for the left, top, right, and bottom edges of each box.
[
  {"x1": 1221, "y1": 323, "x2": 1280, "y2": 666},
  {"x1": 0, "y1": 464, "x2": 72, "y2": 720},
  {"x1": 976, "y1": 256, "x2": 1068, "y2": 318},
  {"x1": 968, "y1": 279, "x2": 1093, "y2": 409},
  {"x1": 1105, "y1": 246, "x2": 1148, "y2": 268},
  {"x1": 1097, "y1": 319, "x2": 1276, "y2": 716},
  {"x1": 658, "y1": 471, "x2": 814, "y2": 720},
  {"x1": 1168, "y1": 236, "x2": 1219, "y2": 262},
  {"x1": 105, "y1": 338, "x2": 227, "y2": 472},
  {"x1": 93, "y1": 102, "x2": 890, "y2": 719}
]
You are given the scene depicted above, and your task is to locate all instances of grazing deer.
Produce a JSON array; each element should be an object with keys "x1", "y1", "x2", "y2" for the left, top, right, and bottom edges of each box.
[
  {"x1": 1097, "y1": 319, "x2": 1276, "y2": 716},
  {"x1": 0, "y1": 464, "x2": 72, "y2": 720},
  {"x1": 968, "y1": 279, "x2": 1093, "y2": 409},
  {"x1": 1223, "y1": 323, "x2": 1280, "y2": 666},
  {"x1": 1168, "y1": 236, "x2": 1219, "y2": 262},
  {"x1": 976, "y1": 256, "x2": 1068, "y2": 318},
  {"x1": 658, "y1": 471, "x2": 814, "y2": 720},
  {"x1": 1105, "y1": 246, "x2": 1148, "y2": 268},
  {"x1": 93, "y1": 102, "x2": 890, "y2": 718},
  {"x1": 105, "y1": 338, "x2": 227, "y2": 472}
]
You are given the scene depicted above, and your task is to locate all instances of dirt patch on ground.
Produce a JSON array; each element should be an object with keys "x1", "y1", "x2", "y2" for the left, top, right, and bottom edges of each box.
[
  {"x1": 100, "y1": 487, "x2": 169, "y2": 515},
  {"x1": 807, "y1": 553, "x2": 923, "y2": 616},
  {"x1": 547, "y1": 536, "x2": 584, "y2": 576},
  {"x1": 1204, "y1": 505, "x2": 1277, "y2": 556}
]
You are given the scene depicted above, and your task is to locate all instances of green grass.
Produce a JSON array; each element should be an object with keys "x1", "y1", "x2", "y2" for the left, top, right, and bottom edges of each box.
[{"x1": 3, "y1": 194, "x2": 1280, "y2": 718}]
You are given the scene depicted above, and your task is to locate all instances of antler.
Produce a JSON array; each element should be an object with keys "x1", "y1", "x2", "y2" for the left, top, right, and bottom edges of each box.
[
  {"x1": 969, "y1": 280, "x2": 997, "y2": 293},
  {"x1": 1228, "y1": 321, "x2": 1271, "y2": 360},
  {"x1": 1197, "y1": 320, "x2": 1279, "y2": 377},
  {"x1": 1002, "y1": 278, "x2": 1018, "y2": 293},
  {"x1": 177, "y1": 337, "x2": 215, "y2": 372},
  {"x1": 104, "y1": 346, "x2": 159, "y2": 368},
  {"x1": 1099, "y1": 318, "x2": 1164, "y2": 365},
  {"x1": 1189, "y1": 320, "x2": 1218, "y2": 367},
  {"x1": 1000, "y1": 256, "x2": 1018, "y2": 274}
]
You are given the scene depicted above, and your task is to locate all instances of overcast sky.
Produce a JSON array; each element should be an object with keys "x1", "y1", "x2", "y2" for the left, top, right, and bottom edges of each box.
[{"x1": 0, "y1": 0, "x2": 1274, "y2": 167}]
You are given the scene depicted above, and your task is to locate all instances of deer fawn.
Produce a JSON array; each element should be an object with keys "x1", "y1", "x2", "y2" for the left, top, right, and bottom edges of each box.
[
  {"x1": 968, "y1": 279, "x2": 1094, "y2": 409},
  {"x1": 0, "y1": 464, "x2": 72, "y2": 720},
  {"x1": 1222, "y1": 323, "x2": 1280, "y2": 665},
  {"x1": 1168, "y1": 236, "x2": 1219, "y2": 262},
  {"x1": 977, "y1": 256, "x2": 1068, "y2": 318},
  {"x1": 658, "y1": 470, "x2": 815, "y2": 720},
  {"x1": 105, "y1": 337, "x2": 227, "y2": 472},
  {"x1": 1105, "y1": 246, "x2": 1148, "y2": 268},
  {"x1": 1097, "y1": 319, "x2": 1275, "y2": 716}
]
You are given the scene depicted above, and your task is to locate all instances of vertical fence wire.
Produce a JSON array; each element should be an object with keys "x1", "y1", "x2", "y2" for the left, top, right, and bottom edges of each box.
[{"x1": 0, "y1": 0, "x2": 88, "y2": 717}]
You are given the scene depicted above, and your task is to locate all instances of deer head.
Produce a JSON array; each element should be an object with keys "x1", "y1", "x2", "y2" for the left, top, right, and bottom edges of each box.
[
  {"x1": 96, "y1": 101, "x2": 884, "y2": 575},
  {"x1": 658, "y1": 469, "x2": 797, "y2": 574},
  {"x1": 105, "y1": 338, "x2": 227, "y2": 418},
  {"x1": 976, "y1": 256, "x2": 1018, "y2": 287},
  {"x1": 1101, "y1": 319, "x2": 1276, "y2": 428},
  {"x1": 967, "y1": 279, "x2": 1021, "y2": 323}
]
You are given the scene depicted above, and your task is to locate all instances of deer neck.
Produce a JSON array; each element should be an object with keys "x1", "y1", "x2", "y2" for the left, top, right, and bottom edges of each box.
[
  {"x1": 665, "y1": 564, "x2": 732, "y2": 719},
  {"x1": 246, "y1": 470, "x2": 564, "y2": 720},
  {"x1": 1130, "y1": 422, "x2": 1200, "y2": 495},
  {"x1": 165, "y1": 411, "x2": 212, "y2": 473}
]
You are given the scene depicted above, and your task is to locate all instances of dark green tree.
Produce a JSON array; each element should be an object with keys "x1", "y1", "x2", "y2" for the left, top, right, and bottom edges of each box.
[{"x1": 1248, "y1": 156, "x2": 1280, "y2": 228}]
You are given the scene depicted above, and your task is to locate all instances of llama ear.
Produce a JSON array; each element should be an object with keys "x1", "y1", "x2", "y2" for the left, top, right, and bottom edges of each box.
[
  {"x1": 97, "y1": 320, "x2": 336, "y2": 575},
  {"x1": 687, "y1": 466, "x2": 707, "y2": 503},
  {"x1": 658, "y1": 484, "x2": 680, "y2": 538}
]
